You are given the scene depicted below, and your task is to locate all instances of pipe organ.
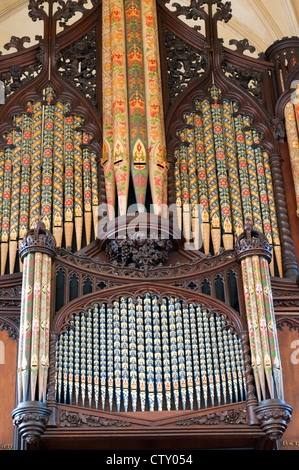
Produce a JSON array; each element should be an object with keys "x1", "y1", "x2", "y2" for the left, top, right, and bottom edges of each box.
[
  {"x1": 174, "y1": 85, "x2": 282, "y2": 279},
  {"x1": 55, "y1": 296, "x2": 247, "y2": 413},
  {"x1": 0, "y1": 85, "x2": 99, "y2": 278},
  {"x1": 0, "y1": 0, "x2": 298, "y2": 452}
]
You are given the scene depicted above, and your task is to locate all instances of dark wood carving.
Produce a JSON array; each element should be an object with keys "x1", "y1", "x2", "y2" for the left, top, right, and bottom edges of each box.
[{"x1": 0, "y1": 0, "x2": 298, "y2": 452}]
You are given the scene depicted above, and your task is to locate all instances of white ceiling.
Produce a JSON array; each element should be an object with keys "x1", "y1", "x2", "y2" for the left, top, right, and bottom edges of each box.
[{"x1": 0, "y1": 0, "x2": 298, "y2": 55}]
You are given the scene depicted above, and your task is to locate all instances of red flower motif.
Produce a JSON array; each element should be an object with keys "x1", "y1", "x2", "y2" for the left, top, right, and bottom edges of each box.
[
  {"x1": 214, "y1": 126, "x2": 221, "y2": 133},
  {"x1": 20, "y1": 216, "x2": 27, "y2": 223},
  {"x1": 6, "y1": 138, "x2": 13, "y2": 144},
  {"x1": 22, "y1": 186, "x2": 29, "y2": 194},
  {"x1": 83, "y1": 136, "x2": 89, "y2": 143},
  {"x1": 45, "y1": 122, "x2": 53, "y2": 130},
  {"x1": 23, "y1": 158, "x2": 30, "y2": 165},
  {"x1": 42, "y1": 206, "x2": 50, "y2": 214},
  {"x1": 65, "y1": 199, "x2": 73, "y2": 206},
  {"x1": 197, "y1": 145, "x2": 204, "y2": 152},
  {"x1": 145, "y1": 12, "x2": 154, "y2": 27},
  {"x1": 84, "y1": 163, "x2": 90, "y2": 171},
  {"x1": 240, "y1": 161, "x2": 247, "y2": 168},
  {"x1": 220, "y1": 179, "x2": 227, "y2": 186},
  {"x1": 5, "y1": 164, "x2": 11, "y2": 171},
  {"x1": 85, "y1": 192, "x2": 91, "y2": 199},
  {"x1": 44, "y1": 150, "x2": 52, "y2": 157},
  {"x1": 237, "y1": 135, "x2": 244, "y2": 142},
  {"x1": 43, "y1": 177, "x2": 51, "y2": 185},
  {"x1": 258, "y1": 168, "x2": 264, "y2": 174},
  {"x1": 24, "y1": 132, "x2": 31, "y2": 139},
  {"x1": 66, "y1": 117, "x2": 73, "y2": 124},
  {"x1": 115, "y1": 173, "x2": 127, "y2": 183},
  {"x1": 223, "y1": 207, "x2": 230, "y2": 215},
  {"x1": 66, "y1": 143, "x2": 73, "y2": 150},
  {"x1": 2, "y1": 222, "x2": 8, "y2": 229},
  {"x1": 195, "y1": 119, "x2": 201, "y2": 126},
  {"x1": 243, "y1": 189, "x2": 250, "y2": 196},
  {"x1": 182, "y1": 192, "x2": 189, "y2": 200},
  {"x1": 201, "y1": 200, "x2": 208, "y2": 207},
  {"x1": 264, "y1": 224, "x2": 271, "y2": 231},
  {"x1": 65, "y1": 170, "x2": 73, "y2": 178},
  {"x1": 198, "y1": 171, "x2": 206, "y2": 179},
  {"x1": 3, "y1": 192, "x2": 10, "y2": 199},
  {"x1": 217, "y1": 152, "x2": 224, "y2": 159},
  {"x1": 261, "y1": 195, "x2": 268, "y2": 202}
]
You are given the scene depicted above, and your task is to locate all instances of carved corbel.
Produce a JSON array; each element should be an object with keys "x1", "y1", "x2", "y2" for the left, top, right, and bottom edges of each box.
[
  {"x1": 255, "y1": 399, "x2": 293, "y2": 441},
  {"x1": 11, "y1": 401, "x2": 52, "y2": 447}
]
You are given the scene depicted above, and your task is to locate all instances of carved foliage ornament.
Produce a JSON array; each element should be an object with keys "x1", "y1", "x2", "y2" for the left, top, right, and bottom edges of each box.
[
  {"x1": 106, "y1": 236, "x2": 174, "y2": 269},
  {"x1": 235, "y1": 218, "x2": 272, "y2": 262},
  {"x1": 28, "y1": 0, "x2": 95, "y2": 26},
  {"x1": 19, "y1": 220, "x2": 57, "y2": 261},
  {"x1": 59, "y1": 410, "x2": 132, "y2": 428},
  {"x1": 176, "y1": 407, "x2": 247, "y2": 425},
  {"x1": 162, "y1": 0, "x2": 232, "y2": 31},
  {"x1": 57, "y1": 28, "x2": 97, "y2": 105},
  {"x1": 164, "y1": 27, "x2": 207, "y2": 104}
]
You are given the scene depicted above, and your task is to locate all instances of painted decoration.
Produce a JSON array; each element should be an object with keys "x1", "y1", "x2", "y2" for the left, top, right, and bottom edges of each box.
[{"x1": 55, "y1": 296, "x2": 247, "y2": 413}]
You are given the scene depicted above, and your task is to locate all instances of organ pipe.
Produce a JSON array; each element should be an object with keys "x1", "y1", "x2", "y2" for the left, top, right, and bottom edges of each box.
[{"x1": 55, "y1": 295, "x2": 247, "y2": 412}]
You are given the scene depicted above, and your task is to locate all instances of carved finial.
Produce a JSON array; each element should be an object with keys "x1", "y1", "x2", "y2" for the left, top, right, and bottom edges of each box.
[
  {"x1": 4, "y1": 36, "x2": 31, "y2": 52},
  {"x1": 244, "y1": 216, "x2": 254, "y2": 239},
  {"x1": 229, "y1": 38, "x2": 256, "y2": 55},
  {"x1": 235, "y1": 217, "x2": 272, "y2": 262},
  {"x1": 271, "y1": 117, "x2": 286, "y2": 142},
  {"x1": 19, "y1": 218, "x2": 56, "y2": 260}
]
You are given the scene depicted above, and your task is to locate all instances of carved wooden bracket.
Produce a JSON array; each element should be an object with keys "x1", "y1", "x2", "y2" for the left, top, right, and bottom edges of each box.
[
  {"x1": 255, "y1": 399, "x2": 293, "y2": 441},
  {"x1": 11, "y1": 401, "x2": 52, "y2": 446}
]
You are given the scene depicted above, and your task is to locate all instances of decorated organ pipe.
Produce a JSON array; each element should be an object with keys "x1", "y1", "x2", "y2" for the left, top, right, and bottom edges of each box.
[
  {"x1": 101, "y1": 0, "x2": 168, "y2": 218},
  {"x1": 174, "y1": 85, "x2": 282, "y2": 277},
  {"x1": 285, "y1": 85, "x2": 299, "y2": 218},
  {"x1": 235, "y1": 218, "x2": 284, "y2": 403},
  {"x1": 16, "y1": 221, "x2": 56, "y2": 405},
  {"x1": 0, "y1": 85, "x2": 100, "y2": 275},
  {"x1": 55, "y1": 295, "x2": 247, "y2": 412}
]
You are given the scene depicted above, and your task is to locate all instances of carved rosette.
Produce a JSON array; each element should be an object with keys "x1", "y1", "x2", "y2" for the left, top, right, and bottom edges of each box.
[
  {"x1": 19, "y1": 220, "x2": 56, "y2": 261},
  {"x1": 235, "y1": 217, "x2": 272, "y2": 263},
  {"x1": 11, "y1": 401, "x2": 51, "y2": 446},
  {"x1": 255, "y1": 399, "x2": 293, "y2": 441}
]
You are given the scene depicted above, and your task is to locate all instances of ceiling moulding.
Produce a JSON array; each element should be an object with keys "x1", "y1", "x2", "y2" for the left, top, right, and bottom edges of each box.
[
  {"x1": 0, "y1": 0, "x2": 29, "y2": 22},
  {"x1": 280, "y1": 0, "x2": 299, "y2": 37},
  {"x1": 250, "y1": 0, "x2": 284, "y2": 41}
]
